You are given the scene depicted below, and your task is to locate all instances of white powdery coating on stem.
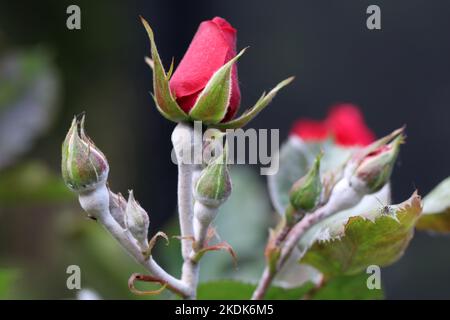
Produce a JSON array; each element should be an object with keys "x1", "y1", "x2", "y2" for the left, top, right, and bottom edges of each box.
[
  {"x1": 193, "y1": 201, "x2": 218, "y2": 250},
  {"x1": 78, "y1": 183, "x2": 190, "y2": 297}
]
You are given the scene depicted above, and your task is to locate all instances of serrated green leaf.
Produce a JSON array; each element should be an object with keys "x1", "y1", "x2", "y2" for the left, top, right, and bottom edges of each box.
[
  {"x1": 189, "y1": 49, "x2": 246, "y2": 124},
  {"x1": 300, "y1": 192, "x2": 422, "y2": 277},
  {"x1": 197, "y1": 280, "x2": 314, "y2": 300},
  {"x1": 212, "y1": 77, "x2": 294, "y2": 129},
  {"x1": 141, "y1": 17, "x2": 188, "y2": 122},
  {"x1": 0, "y1": 161, "x2": 73, "y2": 206},
  {"x1": 312, "y1": 273, "x2": 384, "y2": 300},
  {"x1": 416, "y1": 177, "x2": 450, "y2": 233}
]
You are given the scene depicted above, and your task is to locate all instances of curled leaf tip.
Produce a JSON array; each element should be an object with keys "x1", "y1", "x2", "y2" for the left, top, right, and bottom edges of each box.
[{"x1": 128, "y1": 273, "x2": 167, "y2": 296}]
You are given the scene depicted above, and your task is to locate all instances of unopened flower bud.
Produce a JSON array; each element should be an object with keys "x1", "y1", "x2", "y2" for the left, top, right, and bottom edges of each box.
[
  {"x1": 349, "y1": 128, "x2": 404, "y2": 194},
  {"x1": 289, "y1": 153, "x2": 322, "y2": 214},
  {"x1": 195, "y1": 145, "x2": 231, "y2": 208},
  {"x1": 125, "y1": 190, "x2": 149, "y2": 250},
  {"x1": 61, "y1": 115, "x2": 109, "y2": 192}
]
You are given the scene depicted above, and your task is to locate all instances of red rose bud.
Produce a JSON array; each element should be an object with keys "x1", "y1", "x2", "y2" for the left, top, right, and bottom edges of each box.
[
  {"x1": 288, "y1": 153, "x2": 322, "y2": 221},
  {"x1": 290, "y1": 104, "x2": 375, "y2": 147},
  {"x1": 61, "y1": 115, "x2": 109, "y2": 192},
  {"x1": 170, "y1": 17, "x2": 240, "y2": 121},
  {"x1": 141, "y1": 17, "x2": 293, "y2": 127},
  {"x1": 349, "y1": 128, "x2": 405, "y2": 193}
]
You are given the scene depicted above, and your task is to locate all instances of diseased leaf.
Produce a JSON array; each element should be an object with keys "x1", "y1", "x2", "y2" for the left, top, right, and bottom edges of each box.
[
  {"x1": 312, "y1": 273, "x2": 384, "y2": 300},
  {"x1": 300, "y1": 192, "x2": 422, "y2": 277},
  {"x1": 197, "y1": 280, "x2": 313, "y2": 300},
  {"x1": 416, "y1": 177, "x2": 450, "y2": 233}
]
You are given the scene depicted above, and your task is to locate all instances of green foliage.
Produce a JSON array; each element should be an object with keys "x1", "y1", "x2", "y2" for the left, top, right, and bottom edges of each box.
[
  {"x1": 0, "y1": 269, "x2": 19, "y2": 299},
  {"x1": 312, "y1": 273, "x2": 383, "y2": 300},
  {"x1": 416, "y1": 177, "x2": 450, "y2": 233},
  {"x1": 198, "y1": 274, "x2": 383, "y2": 300},
  {"x1": 300, "y1": 193, "x2": 422, "y2": 277},
  {"x1": 0, "y1": 161, "x2": 73, "y2": 206},
  {"x1": 197, "y1": 280, "x2": 314, "y2": 300}
]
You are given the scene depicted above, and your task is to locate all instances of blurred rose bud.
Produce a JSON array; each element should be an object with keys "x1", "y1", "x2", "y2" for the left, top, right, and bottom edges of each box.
[
  {"x1": 61, "y1": 115, "x2": 109, "y2": 193},
  {"x1": 125, "y1": 190, "x2": 150, "y2": 250},
  {"x1": 288, "y1": 153, "x2": 322, "y2": 217},
  {"x1": 349, "y1": 128, "x2": 405, "y2": 194}
]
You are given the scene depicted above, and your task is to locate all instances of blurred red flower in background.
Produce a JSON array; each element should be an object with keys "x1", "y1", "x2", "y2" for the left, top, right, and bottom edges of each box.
[{"x1": 290, "y1": 104, "x2": 375, "y2": 147}]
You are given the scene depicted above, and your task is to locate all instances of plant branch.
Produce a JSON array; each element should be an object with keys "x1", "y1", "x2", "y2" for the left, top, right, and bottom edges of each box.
[
  {"x1": 252, "y1": 177, "x2": 365, "y2": 299},
  {"x1": 78, "y1": 184, "x2": 190, "y2": 298},
  {"x1": 172, "y1": 122, "x2": 202, "y2": 299}
]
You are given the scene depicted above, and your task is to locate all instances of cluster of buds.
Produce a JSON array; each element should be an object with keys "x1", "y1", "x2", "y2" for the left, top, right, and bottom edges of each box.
[
  {"x1": 320, "y1": 127, "x2": 405, "y2": 216},
  {"x1": 61, "y1": 115, "x2": 154, "y2": 256},
  {"x1": 264, "y1": 127, "x2": 405, "y2": 282}
]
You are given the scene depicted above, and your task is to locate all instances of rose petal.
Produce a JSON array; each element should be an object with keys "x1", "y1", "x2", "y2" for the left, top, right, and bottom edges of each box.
[{"x1": 169, "y1": 17, "x2": 239, "y2": 114}]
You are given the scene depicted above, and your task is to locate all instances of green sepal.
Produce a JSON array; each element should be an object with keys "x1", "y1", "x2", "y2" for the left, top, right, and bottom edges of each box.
[
  {"x1": 141, "y1": 17, "x2": 188, "y2": 122},
  {"x1": 212, "y1": 76, "x2": 294, "y2": 130},
  {"x1": 189, "y1": 48, "x2": 247, "y2": 124}
]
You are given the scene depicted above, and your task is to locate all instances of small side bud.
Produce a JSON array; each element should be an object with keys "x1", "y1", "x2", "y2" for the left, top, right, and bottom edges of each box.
[
  {"x1": 349, "y1": 128, "x2": 404, "y2": 193},
  {"x1": 61, "y1": 115, "x2": 109, "y2": 193},
  {"x1": 109, "y1": 190, "x2": 127, "y2": 228},
  {"x1": 125, "y1": 190, "x2": 150, "y2": 251},
  {"x1": 194, "y1": 145, "x2": 232, "y2": 208},
  {"x1": 289, "y1": 153, "x2": 322, "y2": 214}
]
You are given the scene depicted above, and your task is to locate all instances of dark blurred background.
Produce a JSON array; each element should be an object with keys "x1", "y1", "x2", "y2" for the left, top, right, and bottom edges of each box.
[{"x1": 0, "y1": 0, "x2": 449, "y2": 299}]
